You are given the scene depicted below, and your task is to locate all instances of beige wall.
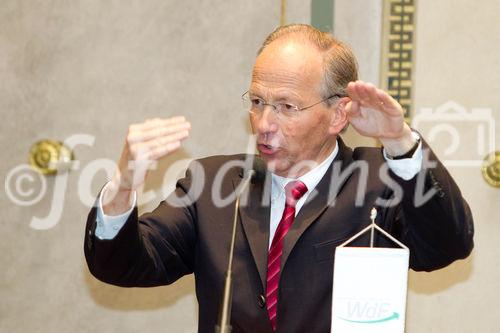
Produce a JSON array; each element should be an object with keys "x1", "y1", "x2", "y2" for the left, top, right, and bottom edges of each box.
[
  {"x1": 407, "y1": 1, "x2": 500, "y2": 332},
  {"x1": 334, "y1": 0, "x2": 382, "y2": 146},
  {"x1": 1, "y1": 1, "x2": 498, "y2": 332}
]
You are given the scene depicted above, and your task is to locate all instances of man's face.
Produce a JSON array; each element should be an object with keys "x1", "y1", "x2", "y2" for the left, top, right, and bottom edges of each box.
[{"x1": 249, "y1": 39, "x2": 339, "y2": 178}]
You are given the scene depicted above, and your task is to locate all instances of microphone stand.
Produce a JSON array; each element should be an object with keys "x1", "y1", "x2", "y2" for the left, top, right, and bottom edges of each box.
[{"x1": 215, "y1": 171, "x2": 255, "y2": 333}]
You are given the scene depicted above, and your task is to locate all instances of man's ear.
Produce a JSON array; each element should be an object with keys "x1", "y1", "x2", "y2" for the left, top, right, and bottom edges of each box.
[{"x1": 328, "y1": 97, "x2": 349, "y2": 135}]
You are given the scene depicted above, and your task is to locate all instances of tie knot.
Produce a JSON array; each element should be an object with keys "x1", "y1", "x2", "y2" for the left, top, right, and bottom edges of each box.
[{"x1": 284, "y1": 180, "x2": 308, "y2": 203}]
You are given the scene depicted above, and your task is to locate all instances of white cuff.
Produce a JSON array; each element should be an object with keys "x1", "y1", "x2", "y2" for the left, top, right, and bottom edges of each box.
[{"x1": 95, "y1": 181, "x2": 137, "y2": 240}]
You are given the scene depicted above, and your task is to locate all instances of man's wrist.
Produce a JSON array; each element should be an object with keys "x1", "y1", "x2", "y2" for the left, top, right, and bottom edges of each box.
[
  {"x1": 385, "y1": 131, "x2": 421, "y2": 160},
  {"x1": 102, "y1": 179, "x2": 134, "y2": 216},
  {"x1": 381, "y1": 126, "x2": 418, "y2": 158}
]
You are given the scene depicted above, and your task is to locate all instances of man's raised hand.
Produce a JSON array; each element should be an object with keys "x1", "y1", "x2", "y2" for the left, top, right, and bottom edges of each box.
[
  {"x1": 344, "y1": 80, "x2": 415, "y2": 156},
  {"x1": 103, "y1": 116, "x2": 191, "y2": 215}
]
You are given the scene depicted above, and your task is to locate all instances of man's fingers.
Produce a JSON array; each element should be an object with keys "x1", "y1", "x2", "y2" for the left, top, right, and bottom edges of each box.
[
  {"x1": 347, "y1": 81, "x2": 378, "y2": 109},
  {"x1": 351, "y1": 81, "x2": 377, "y2": 106},
  {"x1": 128, "y1": 121, "x2": 191, "y2": 144},
  {"x1": 129, "y1": 130, "x2": 189, "y2": 160},
  {"x1": 363, "y1": 83, "x2": 383, "y2": 107},
  {"x1": 129, "y1": 118, "x2": 191, "y2": 136},
  {"x1": 346, "y1": 81, "x2": 362, "y2": 102},
  {"x1": 347, "y1": 80, "x2": 402, "y2": 115},
  {"x1": 145, "y1": 140, "x2": 182, "y2": 161},
  {"x1": 152, "y1": 129, "x2": 190, "y2": 148},
  {"x1": 344, "y1": 100, "x2": 361, "y2": 118},
  {"x1": 375, "y1": 90, "x2": 402, "y2": 115},
  {"x1": 129, "y1": 116, "x2": 188, "y2": 133},
  {"x1": 355, "y1": 82, "x2": 371, "y2": 104}
]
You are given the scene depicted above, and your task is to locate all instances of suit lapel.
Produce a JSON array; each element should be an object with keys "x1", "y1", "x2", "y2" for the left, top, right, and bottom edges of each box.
[
  {"x1": 235, "y1": 165, "x2": 272, "y2": 289},
  {"x1": 281, "y1": 138, "x2": 355, "y2": 270}
]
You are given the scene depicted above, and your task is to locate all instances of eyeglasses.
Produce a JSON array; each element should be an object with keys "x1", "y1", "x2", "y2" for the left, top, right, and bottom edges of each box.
[{"x1": 242, "y1": 91, "x2": 342, "y2": 119}]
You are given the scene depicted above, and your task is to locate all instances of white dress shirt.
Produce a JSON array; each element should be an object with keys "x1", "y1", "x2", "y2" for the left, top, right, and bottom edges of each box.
[{"x1": 95, "y1": 133, "x2": 423, "y2": 241}]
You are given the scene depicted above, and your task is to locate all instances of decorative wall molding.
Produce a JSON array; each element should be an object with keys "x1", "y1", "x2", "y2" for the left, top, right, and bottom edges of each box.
[{"x1": 380, "y1": 0, "x2": 416, "y2": 119}]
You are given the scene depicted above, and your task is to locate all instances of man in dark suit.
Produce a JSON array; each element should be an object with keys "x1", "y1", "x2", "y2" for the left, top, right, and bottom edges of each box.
[{"x1": 84, "y1": 24, "x2": 473, "y2": 332}]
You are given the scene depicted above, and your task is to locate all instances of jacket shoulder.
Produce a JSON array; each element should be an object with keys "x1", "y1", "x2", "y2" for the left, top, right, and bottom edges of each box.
[
  {"x1": 184, "y1": 154, "x2": 257, "y2": 180},
  {"x1": 352, "y1": 146, "x2": 385, "y2": 164},
  {"x1": 195, "y1": 153, "x2": 251, "y2": 166}
]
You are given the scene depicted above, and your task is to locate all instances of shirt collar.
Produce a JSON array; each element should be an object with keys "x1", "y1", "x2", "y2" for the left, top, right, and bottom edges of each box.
[{"x1": 271, "y1": 140, "x2": 339, "y2": 197}]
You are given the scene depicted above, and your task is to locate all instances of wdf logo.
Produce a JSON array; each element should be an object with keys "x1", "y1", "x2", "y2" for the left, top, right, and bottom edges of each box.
[{"x1": 336, "y1": 300, "x2": 399, "y2": 324}]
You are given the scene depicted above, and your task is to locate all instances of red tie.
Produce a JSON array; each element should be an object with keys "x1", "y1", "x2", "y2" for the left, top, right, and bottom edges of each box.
[{"x1": 266, "y1": 180, "x2": 308, "y2": 331}]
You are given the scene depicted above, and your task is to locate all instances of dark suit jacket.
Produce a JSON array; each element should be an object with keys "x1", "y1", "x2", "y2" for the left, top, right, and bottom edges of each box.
[{"x1": 84, "y1": 138, "x2": 473, "y2": 333}]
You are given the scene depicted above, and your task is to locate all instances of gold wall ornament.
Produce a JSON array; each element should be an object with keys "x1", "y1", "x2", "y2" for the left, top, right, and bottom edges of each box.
[
  {"x1": 29, "y1": 140, "x2": 74, "y2": 175},
  {"x1": 482, "y1": 151, "x2": 500, "y2": 188}
]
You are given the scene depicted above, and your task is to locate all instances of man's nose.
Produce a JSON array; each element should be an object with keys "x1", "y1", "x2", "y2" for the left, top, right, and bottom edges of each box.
[{"x1": 255, "y1": 105, "x2": 279, "y2": 134}]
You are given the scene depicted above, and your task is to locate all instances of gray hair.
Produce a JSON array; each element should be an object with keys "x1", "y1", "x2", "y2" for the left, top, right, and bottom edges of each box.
[{"x1": 258, "y1": 24, "x2": 358, "y2": 104}]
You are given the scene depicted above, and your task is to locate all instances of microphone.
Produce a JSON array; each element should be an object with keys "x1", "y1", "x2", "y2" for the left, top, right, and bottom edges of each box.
[
  {"x1": 215, "y1": 169, "x2": 256, "y2": 333},
  {"x1": 250, "y1": 158, "x2": 266, "y2": 184}
]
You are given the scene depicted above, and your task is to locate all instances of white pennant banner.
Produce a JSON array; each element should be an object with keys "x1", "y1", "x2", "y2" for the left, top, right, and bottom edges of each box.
[{"x1": 331, "y1": 246, "x2": 409, "y2": 333}]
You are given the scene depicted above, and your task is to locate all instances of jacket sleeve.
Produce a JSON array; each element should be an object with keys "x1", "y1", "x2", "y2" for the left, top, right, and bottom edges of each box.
[
  {"x1": 83, "y1": 162, "x2": 201, "y2": 287},
  {"x1": 383, "y1": 139, "x2": 474, "y2": 271}
]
